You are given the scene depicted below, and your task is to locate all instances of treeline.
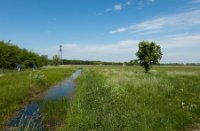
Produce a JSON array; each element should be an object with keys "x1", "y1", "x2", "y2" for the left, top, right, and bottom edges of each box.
[
  {"x1": 57, "y1": 59, "x2": 140, "y2": 66},
  {"x1": 185, "y1": 63, "x2": 200, "y2": 66},
  {"x1": 0, "y1": 41, "x2": 48, "y2": 69},
  {"x1": 61, "y1": 59, "x2": 123, "y2": 65},
  {"x1": 50, "y1": 58, "x2": 138, "y2": 66},
  {"x1": 160, "y1": 63, "x2": 200, "y2": 66},
  {"x1": 1, "y1": 41, "x2": 199, "y2": 69}
]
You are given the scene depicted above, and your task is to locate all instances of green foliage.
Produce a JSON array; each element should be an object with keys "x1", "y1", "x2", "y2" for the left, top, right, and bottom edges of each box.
[
  {"x1": 60, "y1": 66, "x2": 200, "y2": 131},
  {"x1": 52, "y1": 55, "x2": 61, "y2": 66},
  {"x1": 136, "y1": 41, "x2": 162, "y2": 72},
  {"x1": 62, "y1": 59, "x2": 123, "y2": 65},
  {"x1": 126, "y1": 59, "x2": 139, "y2": 66},
  {"x1": 33, "y1": 71, "x2": 46, "y2": 86},
  {"x1": 0, "y1": 67, "x2": 76, "y2": 129},
  {"x1": 40, "y1": 98, "x2": 69, "y2": 130},
  {"x1": 40, "y1": 55, "x2": 49, "y2": 66},
  {"x1": 0, "y1": 41, "x2": 48, "y2": 69}
]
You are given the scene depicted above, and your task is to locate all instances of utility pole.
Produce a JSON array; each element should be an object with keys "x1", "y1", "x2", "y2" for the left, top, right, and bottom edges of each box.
[{"x1": 59, "y1": 45, "x2": 63, "y2": 65}]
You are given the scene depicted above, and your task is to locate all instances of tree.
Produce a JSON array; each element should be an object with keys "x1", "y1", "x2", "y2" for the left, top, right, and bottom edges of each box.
[
  {"x1": 129, "y1": 59, "x2": 139, "y2": 65},
  {"x1": 52, "y1": 55, "x2": 60, "y2": 66},
  {"x1": 0, "y1": 41, "x2": 49, "y2": 69},
  {"x1": 136, "y1": 41, "x2": 162, "y2": 73},
  {"x1": 40, "y1": 55, "x2": 49, "y2": 66}
]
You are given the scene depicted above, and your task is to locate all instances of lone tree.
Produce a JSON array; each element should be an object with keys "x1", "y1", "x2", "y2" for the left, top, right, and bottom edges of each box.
[{"x1": 136, "y1": 41, "x2": 162, "y2": 73}]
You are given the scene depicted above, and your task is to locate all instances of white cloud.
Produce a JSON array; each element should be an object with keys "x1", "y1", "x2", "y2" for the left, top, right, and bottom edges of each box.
[
  {"x1": 137, "y1": 0, "x2": 155, "y2": 9},
  {"x1": 97, "y1": 1, "x2": 131, "y2": 15},
  {"x1": 159, "y1": 33, "x2": 200, "y2": 49},
  {"x1": 109, "y1": 28, "x2": 127, "y2": 34},
  {"x1": 162, "y1": 51, "x2": 200, "y2": 63},
  {"x1": 97, "y1": 0, "x2": 156, "y2": 15},
  {"x1": 38, "y1": 40, "x2": 139, "y2": 62},
  {"x1": 38, "y1": 33, "x2": 200, "y2": 63},
  {"x1": 114, "y1": 4, "x2": 123, "y2": 11},
  {"x1": 155, "y1": 33, "x2": 200, "y2": 63},
  {"x1": 110, "y1": 10, "x2": 200, "y2": 34},
  {"x1": 190, "y1": 0, "x2": 200, "y2": 4}
]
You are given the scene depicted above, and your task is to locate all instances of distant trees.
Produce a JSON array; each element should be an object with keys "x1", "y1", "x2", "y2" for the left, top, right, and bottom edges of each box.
[
  {"x1": 129, "y1": 59, "x2": 139, "y2": 65},
  {"x1": 136, "y1": 41, "x2": 162, "y2": 73},
  {"x1": 61, "y1": 59, "x2": 123, "y2": 66},
  {"x1": 63, "y1": 59, "x2": 100, "y2": 65},
  {"x1": 0, "y1": 41, "x2": 48, "y2": 69},
  {"x1": 52, "y1": 55, "x2": 60, "y2": 66},
  {"x1": 40, "y1": 55, "x2": 49, "y2": 66}
]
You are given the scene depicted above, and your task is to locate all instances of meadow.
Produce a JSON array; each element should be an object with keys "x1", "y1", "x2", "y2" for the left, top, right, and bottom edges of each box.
[
  {"x1": 0, "y1": 66, "x2": 76, "y2": 129},
  {"x1": 1, "y1": 65, "x2": 200, "y2": 131},
  {"x1": 59, "y1": 66, "x2": 200, "y2": 131}
]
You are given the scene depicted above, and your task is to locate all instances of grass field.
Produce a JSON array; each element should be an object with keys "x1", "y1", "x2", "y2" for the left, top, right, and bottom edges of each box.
[
  {"x1": 0, "y1": 66, "x2": 76, "y2": 129},
  {"x1": 1, "y1": 65, "x2": 200, "y2": 130},
  {"x1": 59, "y1": 66, "x2": 200, "y2": 131}
]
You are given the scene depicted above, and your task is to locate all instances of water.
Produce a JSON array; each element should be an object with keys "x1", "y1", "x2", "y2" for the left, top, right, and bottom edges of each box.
[
  {"x1": 43, "y1": 69, "x2": 81, "y2": 100},
  {"x1": 6, "y1": 69, "x2": 81, "y2": 130}
]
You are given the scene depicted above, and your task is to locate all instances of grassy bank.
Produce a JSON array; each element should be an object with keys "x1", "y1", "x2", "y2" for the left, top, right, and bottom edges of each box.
[
  {"x1": 40, "y1": 98, "x2": 69, "y2": 130},
  {"x1": 60, "y1": 66, "x2": 200, "y2": 130},
  {"x1": 0, "y1": 66, "x2": 76, "y2": 129}
]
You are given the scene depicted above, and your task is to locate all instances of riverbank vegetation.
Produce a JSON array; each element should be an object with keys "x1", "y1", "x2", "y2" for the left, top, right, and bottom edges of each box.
[
  {"x1": 59, "y1": 66, "x2": 200, "y2": 130},
  {"x1": 40, "y1": 98, "x2": 69, "y2": 130},
  {"x1": 0, "y1": 67, "x2": 76, "y2": 129}
]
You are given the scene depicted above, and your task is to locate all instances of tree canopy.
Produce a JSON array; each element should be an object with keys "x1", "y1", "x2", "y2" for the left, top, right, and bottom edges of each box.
[
  {"x1": 0, "y1": 41, "x2": 48, "y2": 69},
  {"x1": 136, "y1": 41, "x2": 162, "y2": 72}
]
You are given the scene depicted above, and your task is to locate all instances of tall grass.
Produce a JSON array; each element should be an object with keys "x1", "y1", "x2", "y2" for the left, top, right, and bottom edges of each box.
[
  {"x1": 16, "y1": 108, "x2": 43, "y2": 131},
  {"x1": 39, "y1": 98, "x2": 69, "y2": 130},
  {"x1": 60, "y1": 66, "x2": 200, "y2": 130},
  {"x1": 16, "y1": 98, "x2": 70, "y2": 131},
  {"x1": 0, "y1": 66, "x2": 76, "y2": 129}
]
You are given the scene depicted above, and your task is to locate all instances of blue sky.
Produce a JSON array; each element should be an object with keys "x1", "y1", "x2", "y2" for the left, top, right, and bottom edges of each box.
[{"x1": 0, "y1": 0, "x2": 200, "y2": 63}]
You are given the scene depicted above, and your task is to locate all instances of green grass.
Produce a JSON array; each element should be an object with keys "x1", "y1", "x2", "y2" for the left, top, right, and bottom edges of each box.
[
  {"x1": 1, "y1": 65, "x2": 200, "y2": 130},
  {"x1": 39, "y1": 98, "x2": 69, "y2": 130},
  {"x1": 59, "y1": 66, "x2": 200, "y2": 131},
  {"x1": 0, "y1": 66, "x2": 76, "y2": 129}
]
